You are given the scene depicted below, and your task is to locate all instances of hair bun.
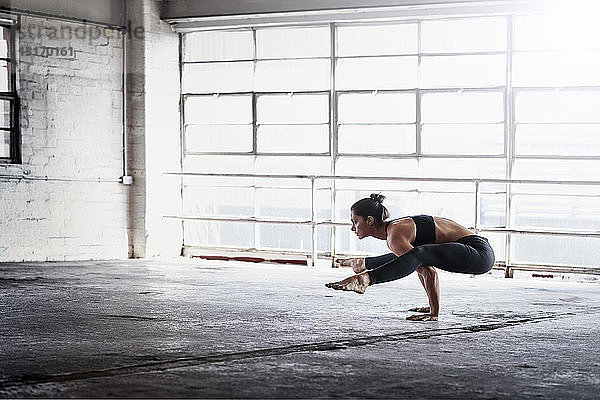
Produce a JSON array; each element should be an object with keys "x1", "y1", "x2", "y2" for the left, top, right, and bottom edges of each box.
[{"x1": 370, "y1": 193, "x2": 386, "y2": 203}]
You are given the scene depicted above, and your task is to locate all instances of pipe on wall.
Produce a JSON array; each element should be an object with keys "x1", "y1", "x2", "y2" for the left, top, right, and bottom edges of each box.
[{"x1": 121, "y1": 0, "x2": 132, "y2": 185}]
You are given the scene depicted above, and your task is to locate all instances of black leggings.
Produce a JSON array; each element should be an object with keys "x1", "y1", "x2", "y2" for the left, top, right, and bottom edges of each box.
[{"x1": 365, "y1": 235, "x2": 495, "y2": 284}]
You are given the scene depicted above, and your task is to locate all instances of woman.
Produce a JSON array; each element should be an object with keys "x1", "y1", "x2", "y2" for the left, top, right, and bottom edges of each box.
[{"x1": 326, "y1": 194, "x2": 495, "y2": 321}]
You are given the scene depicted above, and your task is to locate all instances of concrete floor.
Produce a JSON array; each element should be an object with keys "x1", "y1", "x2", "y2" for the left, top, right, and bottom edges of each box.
[{"x1": 1, "y1": 258, "x2": 599, "y2": 399}]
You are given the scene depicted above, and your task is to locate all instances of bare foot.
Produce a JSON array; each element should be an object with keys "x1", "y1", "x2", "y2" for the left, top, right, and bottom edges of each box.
[
  {"x1": 334, "y1": 258, "x2": 366, "y2": 274},
  {"x1": 408, "y1": 307, "x2": 431, "y2": 313},
  {"x1": 406, "y1": 314, "x2": 438, "y2": 321},
  {"x1": 325, "y1": 273, "x2": 371, "y2": 294}
]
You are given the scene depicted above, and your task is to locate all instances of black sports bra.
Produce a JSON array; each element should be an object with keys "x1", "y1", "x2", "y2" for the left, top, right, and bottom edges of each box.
[{"x1": 385, "y1": 215, "x2": 436, "y2": 247}]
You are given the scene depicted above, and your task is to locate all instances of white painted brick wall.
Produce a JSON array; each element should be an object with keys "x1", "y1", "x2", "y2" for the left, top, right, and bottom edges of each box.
[
  {"x1": 142, "y1": 0, "x2": 183, "y2": 258},
  {"x1": 126, "y1": 0, "x2": 183, "y2": 258},
  {"x1": 126, "y1": 0, "x2": 148, "y2": 258},
  {"x1": 0, "y1": 15, "x2": 129, "y2": 261}
]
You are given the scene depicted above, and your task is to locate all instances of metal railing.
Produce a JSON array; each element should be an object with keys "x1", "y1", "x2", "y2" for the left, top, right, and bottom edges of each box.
[{"x1": 164, "y1": 171, "x2": 600, "y2": 276}]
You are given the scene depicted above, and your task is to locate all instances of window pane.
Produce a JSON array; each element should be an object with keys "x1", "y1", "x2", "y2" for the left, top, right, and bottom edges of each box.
[
  {"x1": 317, "y1": 226, "x2": 332, "y2": 252},
  {"x1": 337, "y1": 23, "x2": 417, "y2": 56},
  {"x1": 0, "y1": 61, "x2": 9, "y2": 91},
  {"x1": 257, "y1": 125, "x2": 328, "y2": 154},
  {"x1": 185, "y1": 95, "x2": 252, "y2": 125},
  {"x1": 421, "y1": 124, "x2": 504, "y2": 155},
  {"x1": 513, "y1": 194, "x2": 600, "y2": 231},
  {"x1": 512, "y1": 235, "x2": 600, "y2": 268},
  {"x1": 1, "y1": 130, "x2": 9, "y2": 158},
  {"x1": 182, "y1": 62, "x2": 253, "y2": 93},
  {"x1": 338, "y1": 93, "x2": 415, "y2": 123},
  {"x1": 514, "y1": 15, "x2": 600, "y2": 51},
  {"x1": 421, "y1": 18, "x2": 507, "y2": 53},
  {"x1": 417, "y1": 158, "x2": 506, "y2": 179},
  {"x1": 333, "y1": 178, "x2": 415, "y2": 195},
  {"x1": 513, "y1": 51, "x2": 600, "y2": 87},
  {"x1": 336, "y1": 56, "x2": 418, "y2": 90},
  {"x1": 255, "y1": 156, "x2": 331, "y2": 176},
  {"x1": 183, "y1": 155, "x2": 255, "y2": 174},
  {"x1": 336, "y1": 157, "x2": 418, "y2": 178},
  {"x1": 315, "y1": 187, "x2": 333, "y2": 221},
  {"x1": 256, "y1": 188, "x2": 311, "y2": 219},
  {"x1": 511, "y1": 183, "x2": 600, "y2": 197},
  {"x1": 515, "y1": 124, "x2": 600, "y2": 156},
  {"x1": 184, "y1": 30, "x2": 253, "y2": 61},
  {"x1": 401, "y1": 181, "x2": 475, "y2": 194},
  {"x1": 416, "y1": 192, "x2": 475, "y2": 227},
  {"x1": 258, "y1": 224, "x2": 311, "y2": 251},
  {"x1": 421, "y1": 92, "x2": 504, "y2": 123},
  {"x1": 338, "y1": 125, "x2": 415, "y2": 154},
  {"x1": 0, "y1": 30, "x2": 7, "y2": 58},
  {"x1": 184, "y1": 221, "x2": 255, "y2": 248},
  {"x1": 515, "y1": 91, "x2": 600, "y2": 123},
  {"x1": 0, "y1": 100, "x2": 10, "y2": 128},
  {"x1": 420, "y1": 55, "x2": 506, "y2": 88},
  {"x1": 480, "y1": 191, "x2": 507, "y2": 227},
  {"x1": 257, "y1": 94, "x2": 328, "y2": 124},
  {"x1": 182, "y1": 175, "x2": 256, "y2": 190},
  {"x1": 513, "y1": 159, "x2": 600, "y2": 181},
  {"x1": 254, "y1": 59, "x2": 330, "y2": 91},
  {"x1": 186, "y1": 125, "x2": 253, "y2": 153},
  {"x1": 256, "y1": 26, "x2": 330, "y2": 59},
  {"x1": 183, "y1": 186, "x2": 254, "y2": 217}
]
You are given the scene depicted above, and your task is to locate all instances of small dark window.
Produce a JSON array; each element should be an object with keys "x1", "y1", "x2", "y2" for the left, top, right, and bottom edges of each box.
[{"x1": 0, "y1": 23, "x2": 19, "y2": 164}]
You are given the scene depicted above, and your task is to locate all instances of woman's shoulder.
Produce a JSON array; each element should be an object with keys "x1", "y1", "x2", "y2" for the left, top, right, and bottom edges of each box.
[
  {"x1": 386, "y1": 217, "x2": 415, "y2": 239},
  {"x1": 385, "y1": 216, "x2": 411, "y2": 227}
]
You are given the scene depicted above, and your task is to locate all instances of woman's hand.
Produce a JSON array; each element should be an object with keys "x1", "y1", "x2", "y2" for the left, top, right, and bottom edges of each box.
[{"x1": 334, "y1": 258, "x2": 366, "y2": 274}]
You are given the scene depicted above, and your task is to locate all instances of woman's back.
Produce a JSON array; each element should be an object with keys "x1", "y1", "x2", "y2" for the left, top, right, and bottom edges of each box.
[{"x1": 433, "y1": 217, "x2": 473, "y2": 243}]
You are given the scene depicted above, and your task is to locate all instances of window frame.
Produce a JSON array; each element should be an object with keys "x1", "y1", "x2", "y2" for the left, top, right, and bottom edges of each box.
[
  {"x1": 178, "y1": 15, "x2": 600, "y2": 270},
  {"x1": 0, "y1": 18, "x2": 20, "y2": 164}
]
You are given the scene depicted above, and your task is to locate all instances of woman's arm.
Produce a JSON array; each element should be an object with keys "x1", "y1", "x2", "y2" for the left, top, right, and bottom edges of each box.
[
  {"x1": 420, "y1": 266, "x2": 440, "y2": 317},
  {"x1": 388, "y1": 221, "x2": 440, "y2": 320},
  {"x1": 407, "y1": 266, "x2": 439, "y2": 321}
]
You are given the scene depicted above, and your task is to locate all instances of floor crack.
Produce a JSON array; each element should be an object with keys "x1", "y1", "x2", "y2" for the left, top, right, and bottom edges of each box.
[
  {"x1": 0, "y1": 313, "x2": 569, "y2": 389},
  {"x1": 100, "y1": 314, "x2": 159, "y2": 321}
]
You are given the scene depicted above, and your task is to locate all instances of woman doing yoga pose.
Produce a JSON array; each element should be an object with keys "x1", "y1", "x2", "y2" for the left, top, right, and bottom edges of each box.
[{"x1": 326, "y1": 194, "x2": 495, "y2": 321}]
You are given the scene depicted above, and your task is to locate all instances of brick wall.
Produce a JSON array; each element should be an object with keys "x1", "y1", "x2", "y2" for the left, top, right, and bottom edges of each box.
[
  {"x1": 0, "y1": 15, "x2": 128, "y2": 261},
  {"x1": 126, "y1": 0, "x2": 147, "y2": 258},
  {"x1": 0, "y1": 2, "x2": 183, "y2": 262}
]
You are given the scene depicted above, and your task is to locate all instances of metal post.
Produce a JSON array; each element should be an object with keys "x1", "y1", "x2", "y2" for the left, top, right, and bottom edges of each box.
[
  {"x1": 505, "y1": 15, "x2": 515, "y2": 278},
  {"x1": 474, "y1": 180, "x2": 480, "y2": 234},
  {"x1": 416, "y1": 21, "x2": 422, "y2": 157},
  {"x1": 310, "y1": 176, "x2": 318, "y2": 267},
  {"x1": 121, "y1": 23, "x2": 130, "y2": 184},
  {"x1": 330, "y1": 22, "x2": 337, "y2": 267},
  {"x1": 505, "y1": 183, "x2": 514, "y2": 278}
]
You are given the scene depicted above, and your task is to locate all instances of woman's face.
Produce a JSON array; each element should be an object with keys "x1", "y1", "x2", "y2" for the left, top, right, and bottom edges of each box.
[{"x1": 350, "y1": 210, "x2": 372, "y2": 239}]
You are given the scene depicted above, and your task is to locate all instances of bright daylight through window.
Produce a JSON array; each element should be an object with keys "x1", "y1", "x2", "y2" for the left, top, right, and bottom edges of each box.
[{"x1": 180, "y1": 9, "x2": 600, "y2": 270}]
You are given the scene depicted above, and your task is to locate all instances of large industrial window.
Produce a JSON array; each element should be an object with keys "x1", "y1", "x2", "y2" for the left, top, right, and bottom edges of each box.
[
  {"x1": 0, "y1": 23, "x2": 19, "y2": 164},
  {"x1": 180, "y1": 14, "x2": 600, "y2": 271}
]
